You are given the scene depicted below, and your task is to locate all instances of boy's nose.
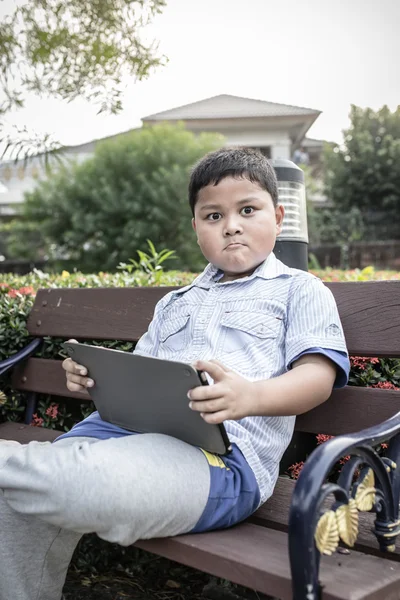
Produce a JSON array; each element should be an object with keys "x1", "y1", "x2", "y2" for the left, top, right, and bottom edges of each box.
[{"x1": 224, "y1": 219, "x2": 243, "y2": 236}]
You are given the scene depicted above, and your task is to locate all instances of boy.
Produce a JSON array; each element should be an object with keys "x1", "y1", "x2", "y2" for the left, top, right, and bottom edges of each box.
[{"x1": 0, "y1": 148, "x2": 349, "y2": 600}]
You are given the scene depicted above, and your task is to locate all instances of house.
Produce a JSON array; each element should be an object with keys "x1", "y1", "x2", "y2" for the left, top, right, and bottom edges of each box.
[{"x1": 0, "y1": 94, "x2": 325, "y2": 217}]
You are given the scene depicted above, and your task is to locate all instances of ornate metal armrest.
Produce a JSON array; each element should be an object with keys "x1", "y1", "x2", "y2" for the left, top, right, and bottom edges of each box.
[
  {"x1": 0, "y1": 338, "x2": 42, "y2": 377},
  {"x1": 289, "y1": 411, "x2": 400, "y2": 600}
]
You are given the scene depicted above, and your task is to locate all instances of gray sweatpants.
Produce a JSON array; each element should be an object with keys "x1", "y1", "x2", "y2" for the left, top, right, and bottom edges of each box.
[{"x1": 0, "y1": 434, "x2": 211, "y2": 600}]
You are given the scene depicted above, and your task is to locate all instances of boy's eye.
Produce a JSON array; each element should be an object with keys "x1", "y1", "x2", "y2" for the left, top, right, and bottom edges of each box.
[
  {"x1": 240, "y1": 206, "x2": 255, "y2": 215},
  {"x1": 206, "y1": 212, "x2": 221, "y2": 221}
]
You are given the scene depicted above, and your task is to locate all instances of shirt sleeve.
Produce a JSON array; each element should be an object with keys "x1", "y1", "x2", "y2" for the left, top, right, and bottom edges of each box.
[
  {"x1": 289, "y1": 347, "x2": 350, "y2": 388},
  {"x1": 285, "y1": 275, "x2": 348, "y2": 370}
]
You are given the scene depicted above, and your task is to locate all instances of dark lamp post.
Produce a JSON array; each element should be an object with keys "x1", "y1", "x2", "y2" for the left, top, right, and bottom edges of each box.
[{"x1": 270, "y1": 159, "x2": 308, "y2": 272}]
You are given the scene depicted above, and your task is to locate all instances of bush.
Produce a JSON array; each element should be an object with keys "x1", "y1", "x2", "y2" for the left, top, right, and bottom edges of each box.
[{"x1": 3, "y1": 122, "x2": 223, "y2": 272}]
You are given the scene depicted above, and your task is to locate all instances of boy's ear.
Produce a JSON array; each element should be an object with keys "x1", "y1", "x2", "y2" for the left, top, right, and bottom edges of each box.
[
  {"x1": 192, "y1": 218, "x2": 200, "y2": 245},
  {"x1": 275, "y1": 204, "x2": 285, "y2": 236}
]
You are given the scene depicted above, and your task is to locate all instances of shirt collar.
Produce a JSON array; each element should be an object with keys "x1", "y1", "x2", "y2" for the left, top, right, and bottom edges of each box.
[{"x1": 172, "y1": 252, "x2": 293, "y2": 298}]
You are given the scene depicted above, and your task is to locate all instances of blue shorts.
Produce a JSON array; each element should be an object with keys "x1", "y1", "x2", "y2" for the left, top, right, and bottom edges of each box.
[{"x1": 191, "y1": 443, "x2": 260, "y2": 533}]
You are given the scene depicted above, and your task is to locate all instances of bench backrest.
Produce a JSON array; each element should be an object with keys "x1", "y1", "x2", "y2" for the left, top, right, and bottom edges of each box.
[{"x1": 13, "y1": 281, "x2": 400, "y2": 438}]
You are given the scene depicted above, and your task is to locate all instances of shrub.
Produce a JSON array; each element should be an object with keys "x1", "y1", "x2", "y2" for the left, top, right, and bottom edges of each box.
[{"x1": 3, "y1": 123, "x2": 223, "y2": 272}]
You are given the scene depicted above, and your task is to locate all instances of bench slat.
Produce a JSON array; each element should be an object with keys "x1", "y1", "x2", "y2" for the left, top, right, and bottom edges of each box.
[
  {"x1": 12, "y1": 358, "x2": 90, "y2": 401},
  {"x1": 26, "y1": 281, "x2": 400, "y2": 356},
  {"x1": 0, "y1": 421, "x2": 61, "y2": 443},
  {"x1": 325, "y1": 281, "x2": 400, "y2": 357},
  {"x1": 296, "y1": 386, "x2": 400, "y2": 435},
  {"x1": 137, "y1": 522, "x2": 400, "y2": 600},
  {"x1": 251, "y1": 477, "x2": 400, "y2": 560},
  {"x1": 11, "y1": 359, "x2": 400, "y2": 436},
  {"x1": 28, "y1": 287, "x2": 175, "y2": 341}
]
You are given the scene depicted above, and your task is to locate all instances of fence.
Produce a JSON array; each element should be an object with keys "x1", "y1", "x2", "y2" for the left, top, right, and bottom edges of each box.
[{"x1": 310, "y1": 241, "x2": 400, "y2": 270}]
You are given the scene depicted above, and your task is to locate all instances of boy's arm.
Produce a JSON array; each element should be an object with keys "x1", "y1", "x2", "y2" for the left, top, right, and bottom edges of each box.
[
  {"x1": 251, "y1": 353, "x2": 336, "y2": 416},
  {"x1": 189, "y1": 354, "x2": 337, "y2": 423}
]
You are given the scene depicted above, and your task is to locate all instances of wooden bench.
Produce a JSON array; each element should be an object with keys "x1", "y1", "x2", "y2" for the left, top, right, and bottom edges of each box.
[{"x1": 1, "y1": 281, "x2": 400, "y2": 600}]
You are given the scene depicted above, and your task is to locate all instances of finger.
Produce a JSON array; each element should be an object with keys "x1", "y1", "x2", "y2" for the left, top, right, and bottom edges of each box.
[
  {"x1": 194, "y1": 360, "x2": 228, "y2": 381},
  {"x1": 188, "y1": 382, "x2": 225, "y2": 402},
  {"x1": 62, "y1": 357, "x2": 88, "y2": 376},
  {"x1": 67, "y1": 373, "x2": 94, "y2": 388},
  {"x1": 66, "y1": 380, "x2": 87, "y2": 393},
  {"x1": 189, "y1": 398, "x2": 226, "y2": 414},
  {"x1": 209, "y1": 359, "x2": 230, "y2": 372},
  {"x1": 201, "y1": 410, "x2": 229, "y2": 425}
]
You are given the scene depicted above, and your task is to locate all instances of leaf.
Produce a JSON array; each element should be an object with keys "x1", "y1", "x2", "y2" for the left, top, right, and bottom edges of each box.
[
  {"x1": 165, "y1": 580, "x2": 181, "y2": 589},
  {"x1": 354, "y1": 468, "x2": 376, "y2": 511},
  {"x1": 146, "y1": 239, "x2": 156, "y2": 256},
  {"x1": 315, "y1": 510, "x2": 339, "y2": 556},
  {"x1": 336, "y1": 499, "x2": 359, "y2": 547}
]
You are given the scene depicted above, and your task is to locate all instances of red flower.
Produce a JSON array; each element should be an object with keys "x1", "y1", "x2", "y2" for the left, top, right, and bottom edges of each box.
[
  {"x1": 339, "y1": 455, "x2": 351, "y2": 465},
  {"x1": 350, "y1": 356, "x2": 379, "y2": 370},
  {"x1": 31, "y1": 414, "x2": 44, "y2": 427},
  {"x1": 316, "y1": 433, "x2": 334, "y2": 445},
  {"x1": 370, "y1": 381, "x2": 399, "y2": 390},
  {"x1": 18, "y1": 286, "x2": 35, "y2": 296},
  {"x1": 0, "y1": 282, "x2": 9, "y2": 289},
  {"x1": 381, "y1": 443, "x2": 388, "y2": 449},
  {"x1": 45, "y1": 404, "x2": 59, "y2": 419},
  {"x1": 288, "y1": 461, "x2": 305, "y2": 480},
  {"x1": 7, "y1": 289, "x2": 18, "y2": 298}
]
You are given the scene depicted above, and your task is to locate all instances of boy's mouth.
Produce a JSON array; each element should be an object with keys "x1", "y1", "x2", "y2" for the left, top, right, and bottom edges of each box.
[{"x1": 225, "y1": 242, "x2": 245, "y2": 250}]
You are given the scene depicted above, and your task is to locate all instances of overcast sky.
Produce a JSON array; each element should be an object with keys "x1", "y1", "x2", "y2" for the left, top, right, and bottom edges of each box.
[{"x1": 1, "y1": 0, "x2": 399, "y2": 148}]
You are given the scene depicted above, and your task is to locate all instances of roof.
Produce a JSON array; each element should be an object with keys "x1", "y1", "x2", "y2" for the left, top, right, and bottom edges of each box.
[{"x1": 142, "y1": 94, "x2": 320, "y2": 121}]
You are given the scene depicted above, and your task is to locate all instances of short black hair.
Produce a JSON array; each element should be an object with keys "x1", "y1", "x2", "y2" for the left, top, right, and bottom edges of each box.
[{"x1": 188, "y1": 147, "x2": 278, "y2": 215}]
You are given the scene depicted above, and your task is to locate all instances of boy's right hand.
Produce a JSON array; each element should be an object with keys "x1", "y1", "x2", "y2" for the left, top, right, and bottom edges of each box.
[{"x1": 62, "y1": 339, "x2": 95, "y2": 392}]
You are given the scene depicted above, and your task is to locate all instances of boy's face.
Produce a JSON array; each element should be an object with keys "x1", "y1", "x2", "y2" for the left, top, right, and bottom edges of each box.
[{"x1": 192, "y1": 176, "x2": 284, "y2": 282}]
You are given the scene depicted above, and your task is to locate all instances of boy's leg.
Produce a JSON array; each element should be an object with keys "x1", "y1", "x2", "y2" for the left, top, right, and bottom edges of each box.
[
  {"x1": 0, "y1": 433, "x2": 210, "y2": 546},
  {"x1": 0, "y1": 437, "x2": 93, "y2": 600},
  {"x1": 0, "y1": 491, "x2": 82, "y2": 600}
]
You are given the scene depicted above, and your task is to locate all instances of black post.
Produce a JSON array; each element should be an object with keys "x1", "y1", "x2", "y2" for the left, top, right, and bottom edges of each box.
[
  {"x1": 271, "y1": 159, "x2": 308, "y2": 272},
  {"x1": 270, "y1": 159, "x2": 313, "y2": 471}
]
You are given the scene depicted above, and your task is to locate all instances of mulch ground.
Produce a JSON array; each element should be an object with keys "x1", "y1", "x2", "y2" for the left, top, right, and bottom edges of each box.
[{"x1": 63, "y1": 559, "x2": 277, "y2": 600}]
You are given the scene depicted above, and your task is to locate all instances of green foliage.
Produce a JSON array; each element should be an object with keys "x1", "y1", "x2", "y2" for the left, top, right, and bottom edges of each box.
[
  {"x1": 324, "y1": 105, "x2": 400, "y2": 240},
  {"x1": 4, "y1": 123, "x2": 222, "y2": 272},
  {"x1": 117, "y1": 239, "x2": 177, "y2": 285},
  {"x1": 307, "y1": 202, "x2": 365, "y2": 247},
  {"x1": 305, "y1": 150, "x2": 366, "y2": 248},
  {"x1": 0, "y1": 0, "x2": 166, "y2": 159}
]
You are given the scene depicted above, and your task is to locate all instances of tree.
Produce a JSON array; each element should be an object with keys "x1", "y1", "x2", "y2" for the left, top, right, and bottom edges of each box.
[
  {"x1": 5, "y1": 123, "x2": 223, "y2": 272},
  {"x1": 0, "y1": 0, "x2": 166, "y2": 160},
  {"x1": 324, "y1": 105, "x2": 400, "y2": 240}
]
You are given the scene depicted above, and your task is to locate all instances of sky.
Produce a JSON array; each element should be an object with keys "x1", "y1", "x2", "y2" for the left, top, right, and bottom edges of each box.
[{"x1": 1, "y1": 0, "x2": 399, "y2": 148}]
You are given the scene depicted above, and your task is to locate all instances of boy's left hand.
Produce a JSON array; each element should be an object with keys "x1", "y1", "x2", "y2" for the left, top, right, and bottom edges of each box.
[{"x1": 188, "y1": 360, "x2": 256, "y2": 424}]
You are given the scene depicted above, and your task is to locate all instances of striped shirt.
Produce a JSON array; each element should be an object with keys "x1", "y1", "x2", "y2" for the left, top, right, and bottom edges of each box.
[
  {"x1": 132, "y1": 252, "x2": 349, "y2": 503},
  {"x1": 58, "y1": 252, "x2": 349, "y2": 503}
]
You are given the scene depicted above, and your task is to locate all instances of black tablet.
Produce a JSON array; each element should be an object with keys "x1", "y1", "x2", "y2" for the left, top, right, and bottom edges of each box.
[{"x1": 63, "y1": 341, "x2": 231, "y2": 455}]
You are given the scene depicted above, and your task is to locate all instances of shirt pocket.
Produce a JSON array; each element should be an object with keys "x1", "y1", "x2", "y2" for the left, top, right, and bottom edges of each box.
[
  {"x1": 160, "y1": 314, "x2": 191, "y2": 352},
  {"x1": 220, "y1": 311, "x2": 282, "y2": 376}
]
